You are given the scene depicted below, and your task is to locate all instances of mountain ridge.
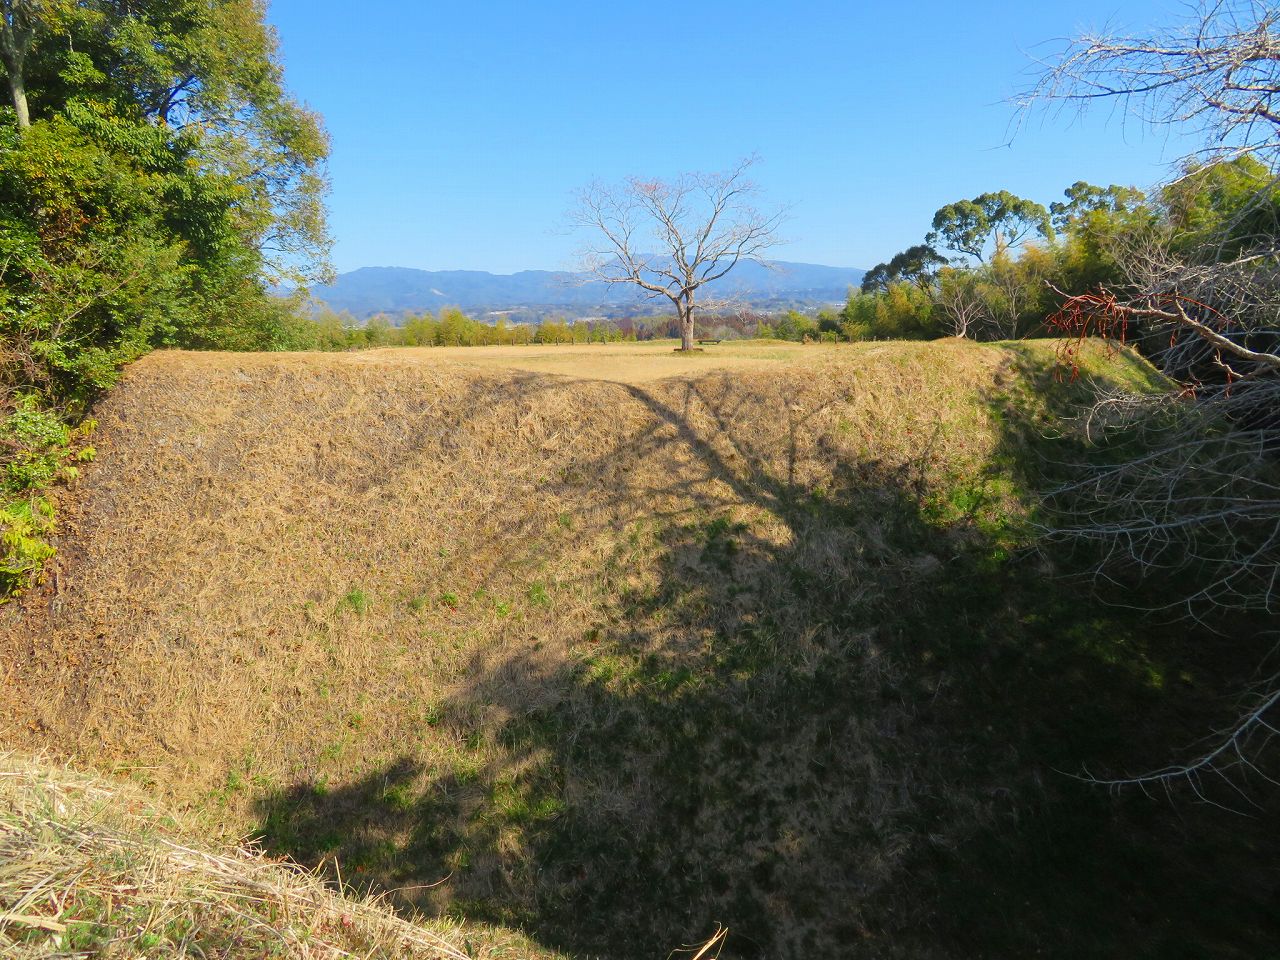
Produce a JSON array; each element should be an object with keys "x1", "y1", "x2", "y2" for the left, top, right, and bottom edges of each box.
[{"x1": 301, "y1": 261, "x2": 866, "y2": 319}]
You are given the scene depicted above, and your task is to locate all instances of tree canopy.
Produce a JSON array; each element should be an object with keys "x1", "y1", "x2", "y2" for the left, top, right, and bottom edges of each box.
[
  {"x1": 0, "y1": 0, "x2": 330, "y2": 402},
  {"x1": 861, "y1": 243, "x2": 948, "y2": 293},
  {"x1": 928, "y1": 190, "x2": 1052, "y2": 262}
]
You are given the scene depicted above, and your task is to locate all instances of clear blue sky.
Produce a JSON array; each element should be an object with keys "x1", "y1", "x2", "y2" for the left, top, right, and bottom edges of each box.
[{"x1": 266, "y1": 0, "x2": 1195, "y2": 275}]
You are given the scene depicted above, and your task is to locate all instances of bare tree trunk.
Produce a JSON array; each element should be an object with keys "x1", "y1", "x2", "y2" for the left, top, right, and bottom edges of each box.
[
  {"x1": 0, "y1": 1, "x2": 34, "y2": 131},
  {"x1": 679, "y1": 299, "x2": 695, "y2": 351},
  {"x1": 6, "y1": 65, "x2": 28, "y2": 128}
]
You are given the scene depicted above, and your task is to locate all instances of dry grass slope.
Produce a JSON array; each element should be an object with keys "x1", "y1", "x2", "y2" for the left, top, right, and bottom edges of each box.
[
  {"x1": 5, "y1": 339, "x2": 1040, "y2": 787},
  {"x1": 2, "y1": 339, "x2": 1274, "y2": 958},
  {"x1": 0, "y1": 751, "x2": 555, "y2": 958}
]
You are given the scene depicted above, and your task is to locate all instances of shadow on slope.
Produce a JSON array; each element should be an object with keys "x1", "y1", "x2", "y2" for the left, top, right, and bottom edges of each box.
[{"x1": 254, "y1": 347, "x2": 1278, "y2": 959}]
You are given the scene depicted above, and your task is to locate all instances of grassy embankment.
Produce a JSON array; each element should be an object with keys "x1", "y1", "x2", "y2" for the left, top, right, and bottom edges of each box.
[
  {"x1": 0, "y1": 752, "x2": 546, "y2": 958},
  {"x1": 2, "y1": 338, "x2": 1275, "y2": 958}
]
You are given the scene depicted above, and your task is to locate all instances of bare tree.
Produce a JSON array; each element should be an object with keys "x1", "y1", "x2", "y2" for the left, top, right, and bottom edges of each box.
[
  {"x1": 1023, "y1": 2, "x2": 1280, "y2": 792},
  {"x1": 1019, "y1": 0, "x2": 1280, "y2": 169},
  {"x1": 572, "y1": 157, "x2": 785, "y2": 352},
  {"x1": 936, "y1": 268, "x2": 988, "y2": 339}
]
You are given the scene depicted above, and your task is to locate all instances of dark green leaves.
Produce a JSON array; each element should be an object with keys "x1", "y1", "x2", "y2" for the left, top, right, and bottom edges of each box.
[{"x1": 928, "y1": 191, "x2": 1053, "y2": 262}]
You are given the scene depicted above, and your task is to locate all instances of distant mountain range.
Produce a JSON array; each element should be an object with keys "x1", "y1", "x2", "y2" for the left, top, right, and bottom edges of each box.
[{"x1": 300, "y1": 261, "x2": 866, "y2": 320}]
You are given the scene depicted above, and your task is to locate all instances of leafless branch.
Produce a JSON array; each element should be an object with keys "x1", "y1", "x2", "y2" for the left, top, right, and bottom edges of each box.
[
  {"x1": 1041, "y1": 229, "x2": 1280, "y2": 789},
  {"x1": 1019, "y1": 1, "x2": 1280, "y2": 169},
  {"x1": 1073, "y1": 681, "x2": 1279, "y2": 797}
]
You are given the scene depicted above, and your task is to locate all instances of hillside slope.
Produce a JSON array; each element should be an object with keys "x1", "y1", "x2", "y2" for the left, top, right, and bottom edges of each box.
[{"x1": 2, "y1": 340, "x2": 1275, "y2": 958}]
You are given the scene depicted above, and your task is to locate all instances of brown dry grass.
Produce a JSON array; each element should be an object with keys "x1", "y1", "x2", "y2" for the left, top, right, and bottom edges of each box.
[
  {"x1": 1, "y1": 340, "x2": 1037, "y2": 775},
  {"x1": 1, "y1": 338, "x2": 1207, "y2": 958},
  {"x1": 359, "y1": 338, "x2": 823, "y2": 384},
  {"x1": 2, "y1": 340, "x2": 1034, "y2": 776},
  {"x1": 0, "y1": 751, "x2": 554, "y2": 958}
]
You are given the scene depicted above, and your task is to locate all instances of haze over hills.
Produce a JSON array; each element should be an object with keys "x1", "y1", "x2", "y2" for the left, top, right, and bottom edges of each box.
[{"x1": 302, "y1": 260, "x2": 867, "y2": 319}]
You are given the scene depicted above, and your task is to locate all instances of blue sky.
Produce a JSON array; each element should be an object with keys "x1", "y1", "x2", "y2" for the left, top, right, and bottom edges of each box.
[{"x1": 266, "y1": 0, "x2": 1196, "y2": 275}]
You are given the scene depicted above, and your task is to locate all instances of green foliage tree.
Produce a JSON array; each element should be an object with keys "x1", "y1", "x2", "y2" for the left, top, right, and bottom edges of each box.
[
  {"x1": 0, "y1": 0, "x2": 52, "y2": 128},
  {"x1": 861, "y1": 244, "x2": 948, "y2": 293},
  {"x1": 435, "y1": 306, "x2": 475, "y2": 346},
  {"x1": 770, "y1": 310, "x2": 820, "y2": 342},
  {"x1": 0, "y1": 0, "x2": 331, "y2": 369},
  {"x1": 928, "y1": 191, "x2": 1053, "y2": 262},
  {"x1": 400, "y1": 312, "x2": 439, "y2": 347},
  {"x1": 1050, "y1": 181, "x2": 1147, "y2": 233},
  {"x1": 534, "y1": 319, "x2": 573, "y2": 344},
  {"x1": 1161, "y1": 156, "x2": 1280, "y2": 256},
  {"x1": 1049, "y1": 182, "x2": 1155, "y2": 294},
  {"x1": 0, "y1": 116, "x2": 188, "y2": 407}
]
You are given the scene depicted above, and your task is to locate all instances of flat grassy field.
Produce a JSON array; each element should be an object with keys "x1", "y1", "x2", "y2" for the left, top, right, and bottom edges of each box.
[
  {"x1": 347, "y1": 337, "x2": 846, "y2": 383},
  {"x1": 2, "y1": 339, "x2": 1274, "y2": 959}
]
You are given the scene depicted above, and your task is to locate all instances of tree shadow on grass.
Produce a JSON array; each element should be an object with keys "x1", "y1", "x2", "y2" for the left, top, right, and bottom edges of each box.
[{"x1": 254, "y1": 348, "x2": 1279, "y2": 959}]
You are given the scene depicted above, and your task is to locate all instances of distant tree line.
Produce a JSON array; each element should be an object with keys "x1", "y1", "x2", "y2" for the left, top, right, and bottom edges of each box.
[
  {"x1": 694, "y1": 170, "x2": 1262, "y2": 349},
  {"x1": 281, "y1": 307, "x2": 640, "y2": 350},
  {"x1": 281, "y1": 305, "x2": 810, "y2": 351}
]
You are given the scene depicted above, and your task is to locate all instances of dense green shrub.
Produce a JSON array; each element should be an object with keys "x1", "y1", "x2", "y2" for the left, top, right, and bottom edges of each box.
[
  {"x1": 839, "y1": 283, "x2": 941, "y2": 340},
  {"x1": 0, "y1": 395, "x2": 95, "y2": 596}
]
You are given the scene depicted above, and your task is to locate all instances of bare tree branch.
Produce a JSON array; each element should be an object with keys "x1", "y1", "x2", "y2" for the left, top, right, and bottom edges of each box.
[{"x1": 1018, "y1": 1, "x2": 1280, "y2": 169}]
